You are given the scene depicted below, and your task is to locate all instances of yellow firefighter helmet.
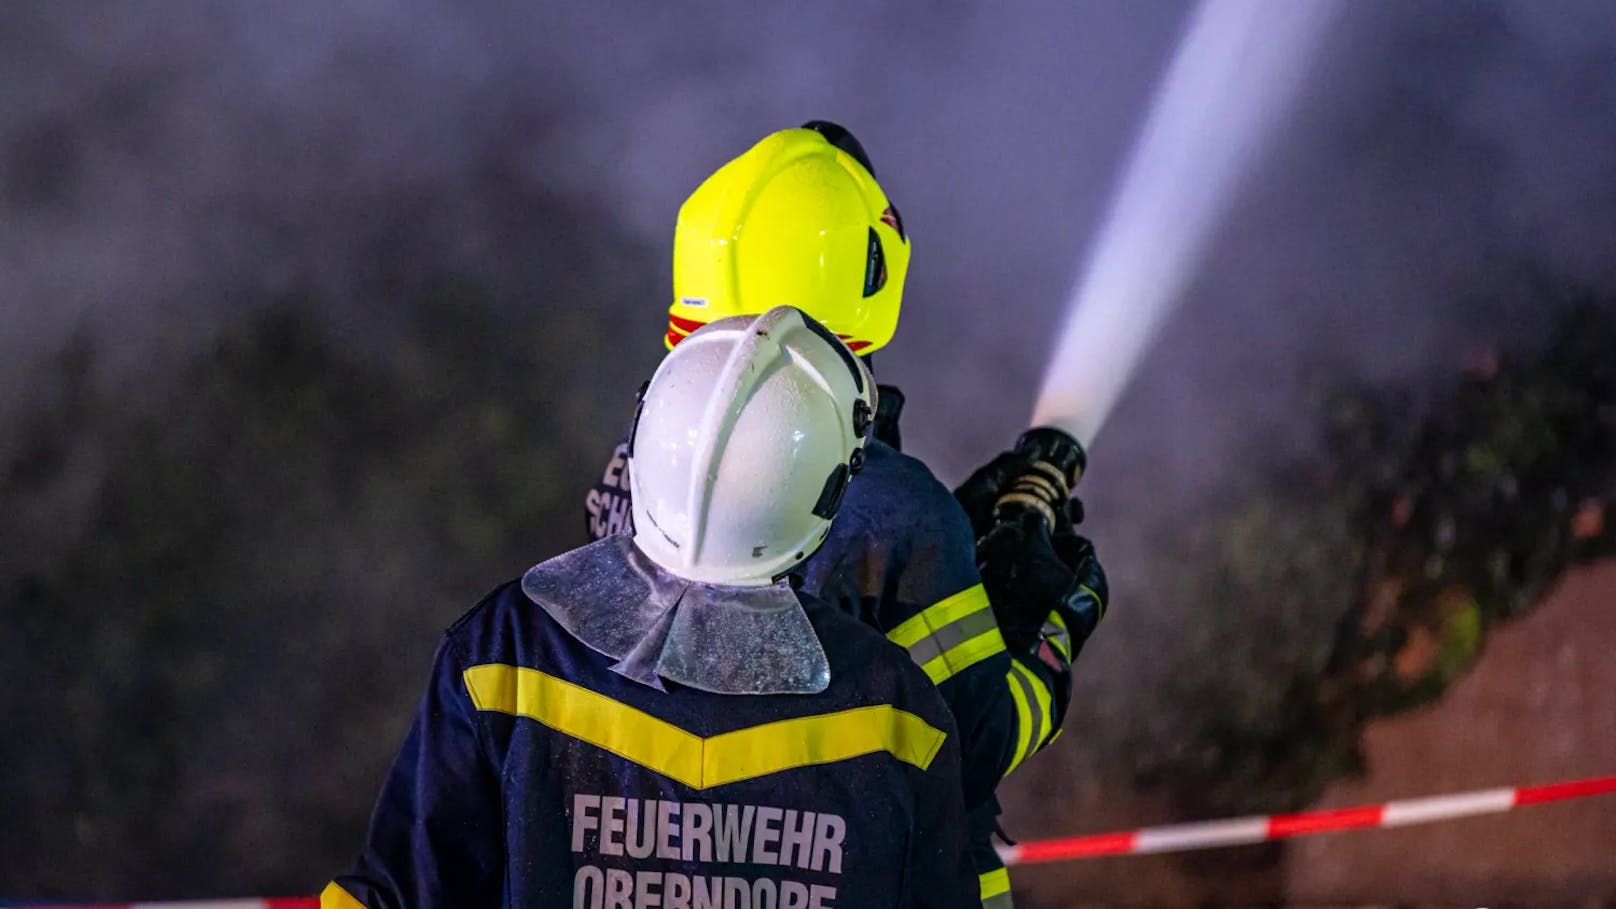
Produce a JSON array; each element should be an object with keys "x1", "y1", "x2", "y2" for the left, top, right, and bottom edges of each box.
[{"x1": 665, "y1": 121, "x2": 911, "y2": 355}]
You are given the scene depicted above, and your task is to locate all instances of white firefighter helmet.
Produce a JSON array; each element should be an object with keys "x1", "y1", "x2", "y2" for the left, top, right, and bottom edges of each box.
[{"x1": 630, "y1": 305, "x2": 874, "y2": 586}]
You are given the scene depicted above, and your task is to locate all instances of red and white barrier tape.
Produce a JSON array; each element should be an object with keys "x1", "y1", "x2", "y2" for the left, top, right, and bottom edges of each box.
[
  {"x1": 29, "y1": 892, "x2": 315, "y2": 899},
  {"x1": 1000, "y1": 773, "x2": 1616, "y2": 865},
  {"x1": 18, "y1": 773, "x2": 1614, "y2": 906}
]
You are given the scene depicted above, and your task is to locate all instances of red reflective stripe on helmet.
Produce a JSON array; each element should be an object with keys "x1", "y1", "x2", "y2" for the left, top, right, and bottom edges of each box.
[
  {"x1": 835, "y1": 334, "x2": 872, "y2": 353},
  {"x1": 675, "y1": 316, "x2": 866, "y2": 352},
  {"x1": 880, "y1": 204, "x2": 906, "y2": 241}
]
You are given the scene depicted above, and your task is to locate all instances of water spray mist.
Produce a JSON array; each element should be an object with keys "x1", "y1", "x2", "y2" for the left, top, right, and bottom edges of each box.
[
  {"x1": 990, "y1": 0, "x2": 1341, "y2": 534},
  {"x1": 1029, "y1": 0, "x2": 1342, "y2": 451}
]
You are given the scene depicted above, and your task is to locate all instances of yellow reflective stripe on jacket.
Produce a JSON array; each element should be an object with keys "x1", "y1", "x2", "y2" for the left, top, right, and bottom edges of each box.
[
  {"x1": 1005, "y1": 663, "x2": 1034, "y2": 776},
  {"x1": 887, "y1": 585, "x2": 991, "y2": 647},
  {"x1": 1004, "y1": 658, "x2": 1054, "y2": 776},
  {"x1": 1023, "y1": 657, "x2": 1054, "y2": 753},
  {"x1": 979, "y1": 866, "x2": 1013, "y2": 908},
  {"x1": 462, "y1": 664, "x2": 947, "y2": 789},
  {"x1": 320, "y1": 882, "x2": 368, "y2": 909},
  {"x1": 885, "y1": 583, "x2": 1005, "y2": 684}
]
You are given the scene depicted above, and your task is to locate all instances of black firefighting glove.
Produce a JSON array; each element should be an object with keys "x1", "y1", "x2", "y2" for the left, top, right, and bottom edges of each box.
[
  {"x1": 954, "y1": 450, "x2": 1085, "y2": 539},
  {"x1": 955, "y1": 450, "x2": 1032, "y2": 539},
  {"x1": 976, "y1": 510, "x2": 1108, "y2": 658}
]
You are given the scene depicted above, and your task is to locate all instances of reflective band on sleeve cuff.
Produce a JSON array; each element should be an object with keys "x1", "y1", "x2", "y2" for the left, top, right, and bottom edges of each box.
[{"x1": 1004, "y1": 659, "x2": 1053, "y2": 776}]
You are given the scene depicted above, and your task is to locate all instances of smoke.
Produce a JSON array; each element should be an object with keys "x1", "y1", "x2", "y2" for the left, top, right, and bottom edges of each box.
[
  {"x1": 0, "y1": 0, "x2": 1191, "y2": 376},
  {"x1": 0, "y1": 0, "x2": 490, "y2": 357},
  {"x1": 1031, "y1": 0, "x2": 1344, "y2": 446},
  {"x1": 5, "y1": 0, "x2": 1614, "y2": 473},
  {"x1": 5, "y1": 0, "x2": 1616, "y2": 895},
  {"x1": 1065, "y1": 0, "x2": 1616, "y2": 541}
]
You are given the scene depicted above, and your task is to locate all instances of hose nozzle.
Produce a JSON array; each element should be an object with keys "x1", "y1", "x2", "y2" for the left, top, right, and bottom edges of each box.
[{"x1": 991, "y1": 426, "x2": 1087, "y2": 531}]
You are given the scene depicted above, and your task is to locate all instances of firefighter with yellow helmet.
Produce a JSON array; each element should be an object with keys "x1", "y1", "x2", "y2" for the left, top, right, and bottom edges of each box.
[{"x1": 585, "y1": 123, "x2": 1109, "y2": 908}]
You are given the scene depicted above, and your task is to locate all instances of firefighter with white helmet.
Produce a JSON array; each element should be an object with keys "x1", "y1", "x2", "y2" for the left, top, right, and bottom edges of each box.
[
  {"x1": 585, "y1": 123, "x2": 1109, "y2": 908},
  {"x1": 327, "y1": 307, "x2": 976, "y2": 908}
]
